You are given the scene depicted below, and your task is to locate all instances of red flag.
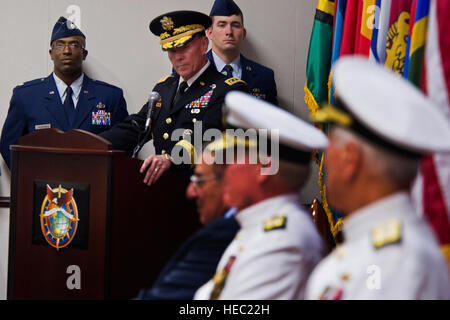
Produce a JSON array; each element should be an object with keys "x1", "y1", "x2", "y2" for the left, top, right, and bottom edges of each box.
[
  {"x1": 339, "y1": 0, "x2": 359, "y2": 56},
  {"x1": 416, "y1": 0, "x2": 450, "y2": 263},
  {"x1": 355, "y1": 0, "x2": 376, "y2": 56},
  {"x1": 385, "y1": 0, "x2": 413, "y2": 74}
]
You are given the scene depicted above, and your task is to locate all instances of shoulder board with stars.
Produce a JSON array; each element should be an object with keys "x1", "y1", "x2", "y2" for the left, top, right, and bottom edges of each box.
[
  {"x1": 157, "y1": 75, "x2": 175, "y2": 84},
  {"x1": 372, "y1": 219, "x2": 402, "y2": 249},
  {"x1": 225, "y1": 77, "x2": 247, "y2": 86},
  {"x1": 264, "y1": 215, "x2": 287, "y2": 232}
]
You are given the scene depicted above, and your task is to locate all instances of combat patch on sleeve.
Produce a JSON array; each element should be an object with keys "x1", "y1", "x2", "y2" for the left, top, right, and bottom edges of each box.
[
  {"x1": 158, "y1": 75, "x2": 175, "y2": 84},
  {"x1": 225, "y1": 77, "x2": 247, "y2": 86},
  {"x1": 264, "y1": 215, "x2": 287, "y2": 232},
  {"x1": 372, "y1": 219, "x2": 402, "y2": 249}
]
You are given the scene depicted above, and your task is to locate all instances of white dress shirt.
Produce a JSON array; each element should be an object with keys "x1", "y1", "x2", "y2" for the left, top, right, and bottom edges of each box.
[
  {"x1": 211, "y1": 50, "x2": 242, "y2": 79},
  {"x1": 53, "y1": 72, "x2": 84, "y2": 108}
]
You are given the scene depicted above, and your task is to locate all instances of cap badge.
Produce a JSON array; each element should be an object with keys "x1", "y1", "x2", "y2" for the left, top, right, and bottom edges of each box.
[{"x1": 160, "y1": 16, "x2": 174, "y2": 31}]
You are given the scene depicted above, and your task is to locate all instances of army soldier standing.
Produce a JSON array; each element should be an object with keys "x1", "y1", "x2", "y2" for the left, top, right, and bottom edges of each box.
[
  {"x1": 194, "y1": 92, "x2": 328, "y2": 299},
  {"x1": 306, "y1": 57, "x2": 450, "y2": 299},
  {"x1": 100, "y1": 11, "x2": 247, "y2": 186},
  {"x1": 0, "y1": 16, "x2": 129, "y2": 169}
]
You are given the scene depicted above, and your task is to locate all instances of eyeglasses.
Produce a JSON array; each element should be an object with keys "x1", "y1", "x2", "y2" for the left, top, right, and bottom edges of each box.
[
  {"x1": 189, "y1": 174, "x2": 219, "y2": 188},
  {"x1": 52, "y1": 42, "x2": 84, "y2": 52}
]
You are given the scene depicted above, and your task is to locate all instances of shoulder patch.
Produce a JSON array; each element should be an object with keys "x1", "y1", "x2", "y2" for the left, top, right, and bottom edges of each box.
[
  {"x1": 372, "y1": 219, "x2": 402, "y2": 249},
  {"x1": 158, "y1": 75, "x2": 175, "y2": 84},
  {"x1": 225, "y1": 77, "x2": 247, "y2": 86},
  {"x1": 264, "y1": 215, "x2": 287, "y2": 232}
]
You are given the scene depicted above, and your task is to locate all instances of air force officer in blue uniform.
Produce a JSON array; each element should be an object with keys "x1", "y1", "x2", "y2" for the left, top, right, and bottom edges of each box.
[
  {"x1": 0, "y1": 17, "x2": 128, "y2": 168},
  {"x1": 206, "y1": 0, "x2": 278, "y2": 105}
]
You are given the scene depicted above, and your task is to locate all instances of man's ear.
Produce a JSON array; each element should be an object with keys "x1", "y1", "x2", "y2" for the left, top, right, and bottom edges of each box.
[
  {"x1": 242, "y1": 27, "x2": 247, "y2": 40},
  {"x1": 49, "y1": 49, "x2": 54, "y2": 62},
  {"x1": 343, "y1": 141, "x2": 362, "y2": 181},
  {"x1": 82, "y1": 49, "x2": 88, "y2": 60},
  {"x1": 201, "y1": 36, "x2": 210, "y2": 54},
  {"x1": 206, "y1": 27, "x2": 213, "y2": 40}
]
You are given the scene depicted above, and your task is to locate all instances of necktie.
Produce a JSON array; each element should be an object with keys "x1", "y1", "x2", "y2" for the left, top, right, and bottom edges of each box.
[
  {"x1": 64, "y1": 86, "x2": 76, "y2": 124},
  {"x1": 173, "y1": 81, "x2": 188, "y2": 106},
  {"x1": 223, "y1": 65, "x2": 233, "y2": 78}
]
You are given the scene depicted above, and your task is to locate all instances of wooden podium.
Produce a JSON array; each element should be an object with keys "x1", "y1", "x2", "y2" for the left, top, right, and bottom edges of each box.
[{"x1": 7, "y1": 129, "x2": 200, "y2": 299}]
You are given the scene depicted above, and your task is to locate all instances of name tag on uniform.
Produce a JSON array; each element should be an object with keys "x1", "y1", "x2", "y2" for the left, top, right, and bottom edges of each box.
[{"x1": 35, "y1": 124, "x2": 51, "y2": 130}]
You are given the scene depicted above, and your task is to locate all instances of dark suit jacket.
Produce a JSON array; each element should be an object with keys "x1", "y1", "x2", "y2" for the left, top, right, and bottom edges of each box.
[
  {"x1": 207, "y1": 50, "x2": 278, "y2": 105},
  {"x1": 136, "y1": 216, "x2": 240, "y2": 300},
  {"x1": 100, "y1": 63, "x2": 247, "y2": 158},
  {"x1": 0, "y1": 74, "x2": 128, "y2": 168}
]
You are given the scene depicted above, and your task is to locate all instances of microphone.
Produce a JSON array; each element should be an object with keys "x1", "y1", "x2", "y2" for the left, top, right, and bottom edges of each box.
[{"x1": 145, "y1": 91, "x2": 161, "y2": 131}]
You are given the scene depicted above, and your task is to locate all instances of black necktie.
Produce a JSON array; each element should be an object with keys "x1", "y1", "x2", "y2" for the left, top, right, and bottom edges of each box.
[
  {"x1": 223, "y1": 65, "x2": 233, "y2": 78},
  {"x1": 64, "y1": 86, "x2": 76, "y2": 124},
  {"x1": 173, "y1": 81, "x2": 188, "y2": 106}
]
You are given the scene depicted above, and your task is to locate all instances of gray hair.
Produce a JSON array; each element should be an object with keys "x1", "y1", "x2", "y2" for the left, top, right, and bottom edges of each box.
[{"x1": 332, "y1": 127, "x2": 420, "y2": 189}]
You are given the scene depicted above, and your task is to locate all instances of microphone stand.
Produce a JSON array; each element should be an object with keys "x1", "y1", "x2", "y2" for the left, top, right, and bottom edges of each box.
[{"x1": 132, "y1": 119, "x2": 152, "y2": 159}]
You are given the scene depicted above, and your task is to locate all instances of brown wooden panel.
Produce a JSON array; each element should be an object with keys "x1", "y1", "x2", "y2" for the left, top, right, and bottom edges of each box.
[{"x1": 108, "y1": 156, "x2": 200, "y2": 299}]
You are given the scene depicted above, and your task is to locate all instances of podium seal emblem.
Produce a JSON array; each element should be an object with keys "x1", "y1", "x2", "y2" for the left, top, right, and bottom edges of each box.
[{"x1": 40, "y1": 185, "x2": 79, "y2": 250}]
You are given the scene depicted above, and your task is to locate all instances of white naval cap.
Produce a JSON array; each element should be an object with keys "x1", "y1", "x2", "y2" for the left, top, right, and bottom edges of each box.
[
  {"x1": 210, "y1": 91, "x2": 329, "y2": 163},
  {"x1": 315, "y1": 56, "x2": 450, "y2": 156}
]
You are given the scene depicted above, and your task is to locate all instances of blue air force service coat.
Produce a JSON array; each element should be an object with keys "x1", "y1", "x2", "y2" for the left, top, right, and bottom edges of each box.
[
  {"x1": 207, "y1": 50, "x2": 278, "y2": 105},
  {"x1": 0, "y1": 74, "x2": 128, "y2": 168}
]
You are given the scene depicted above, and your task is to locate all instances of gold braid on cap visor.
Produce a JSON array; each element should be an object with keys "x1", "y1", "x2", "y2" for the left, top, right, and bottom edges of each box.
[
  {"x1": 313, "y1": 104, "x2": 353, "y2": 127},
  {"x1": 160, "y1": 24, "x2": 205, "y2": 50},
  {"x1": 205, "y1": 133, "x2": 259, "y2": 152}
]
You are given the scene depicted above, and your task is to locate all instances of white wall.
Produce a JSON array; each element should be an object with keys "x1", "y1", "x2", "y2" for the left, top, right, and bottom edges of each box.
[{"x1": 0, "y1": 0, "x2": 319, "y2": 299}]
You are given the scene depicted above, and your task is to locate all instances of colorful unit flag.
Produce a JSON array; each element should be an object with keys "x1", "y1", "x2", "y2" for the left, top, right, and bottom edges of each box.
[
  {"x1": 304, "y1": 0, "x2": 335, "y2": 115},
  {"x1": 384, "y1": 0, "x2": 413, "y2": 75}
]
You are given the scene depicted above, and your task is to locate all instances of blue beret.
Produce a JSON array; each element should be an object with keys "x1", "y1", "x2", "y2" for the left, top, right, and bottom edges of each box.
[
  {"x1": 210, "y1": 0, "x2": 242, "y2": 16},
  {"x1": 50, "y1": 16, "x2": 85, "y2": 45}
]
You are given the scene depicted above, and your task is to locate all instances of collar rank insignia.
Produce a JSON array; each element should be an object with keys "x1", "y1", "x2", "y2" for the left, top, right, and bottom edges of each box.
[
  {"x1": 40, "y1": 185, "x2": 79, "y2": 250},
  {"x1": 185, "y1": 89, "x2": 215, "y2": 109},
  {"x1": 264, "y1": 215, "x2": 287, "y2": 232}
]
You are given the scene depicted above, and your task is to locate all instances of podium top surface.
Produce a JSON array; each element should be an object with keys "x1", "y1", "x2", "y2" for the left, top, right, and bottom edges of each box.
[{"x1": 12, "y1": 129, "x2": 114, "y2": 153}]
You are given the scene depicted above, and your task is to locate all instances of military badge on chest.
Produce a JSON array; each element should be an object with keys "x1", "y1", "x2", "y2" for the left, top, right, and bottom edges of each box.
[
  {"x1": 185, "y1": 84, "x2": 215, "y2": 114},
  {"x1": 252, "y1": 88, "x2": 266, "y2": 100},
  {"x1": 92, "y1": 102, "x2": 111, "y2": 125}
]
